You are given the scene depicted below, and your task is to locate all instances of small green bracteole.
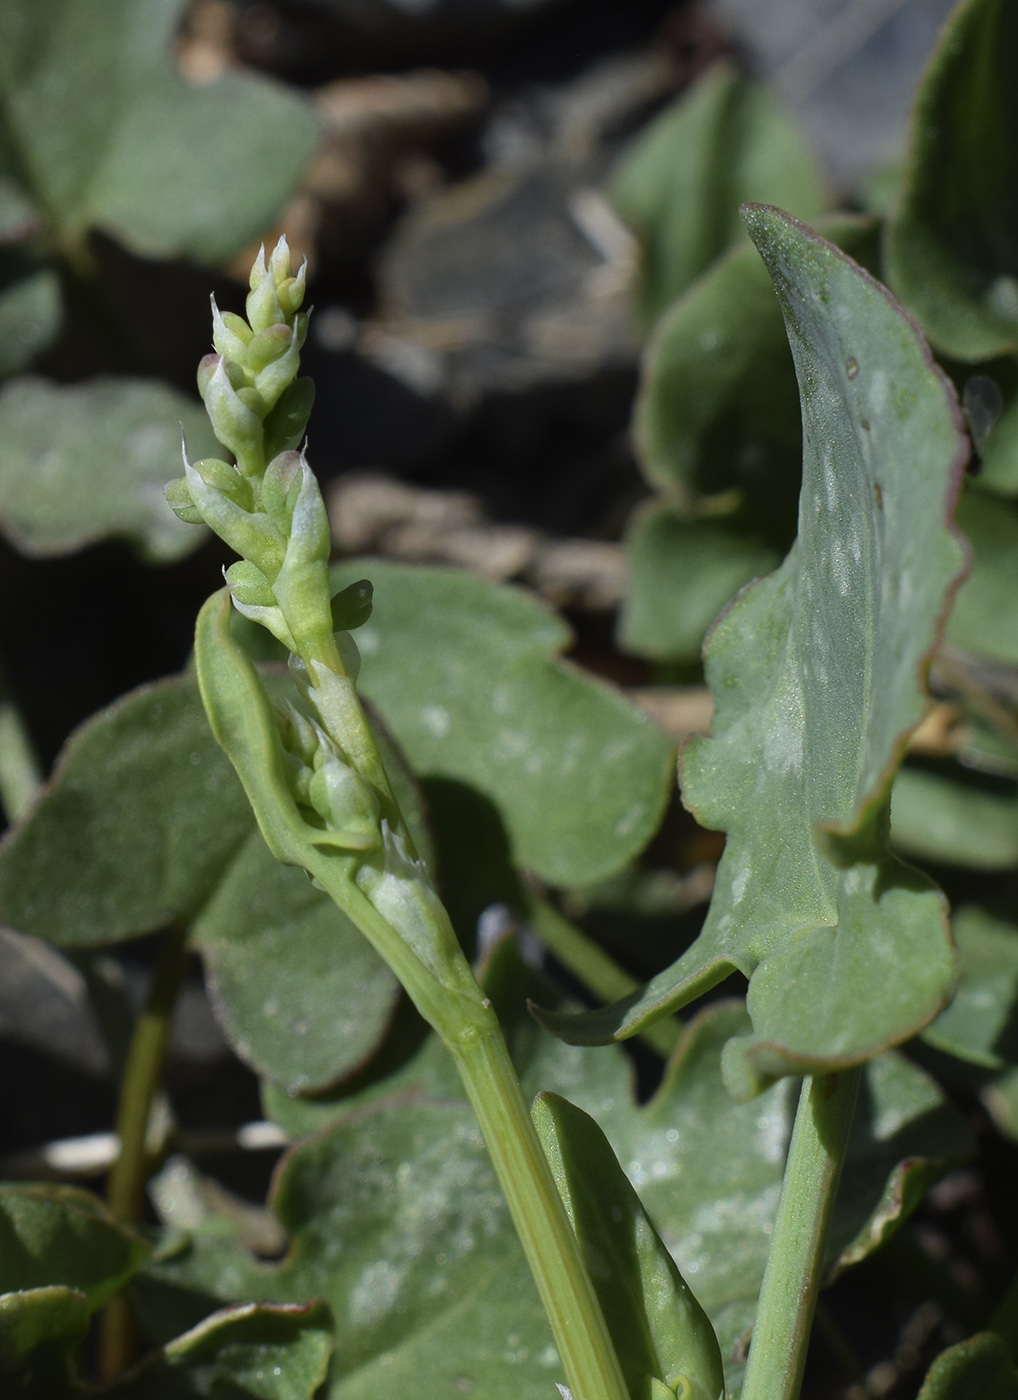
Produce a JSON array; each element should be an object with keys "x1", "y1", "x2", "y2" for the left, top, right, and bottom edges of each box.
[{"x1": 167, "y1": 237, "x2": 724, "y2": 1400}]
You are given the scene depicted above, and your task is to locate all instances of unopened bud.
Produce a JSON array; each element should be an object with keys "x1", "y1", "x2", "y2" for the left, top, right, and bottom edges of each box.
[
  {"x1": 247, "y1": 263, "x2": 286, "y2": 335},
  {"x1": 197, "y1": 353, "x2": 221, "y2": 400},
  {"x1": 247, "y1": 323, "x2": 293, "y2": 374},
  {"x1": 165, "y1": 477, "x2": 203, "y2": 524},
  {"x1": 225, "y1": 560, "x2": 275, "y2": 608},
  {"x1": 262, "y1": 450, "x2": 302, "y2": 520},
  {"x1": 278, "y1": 263, "x2": 307, "y2": 318},
  {"x1": 191, "y1": 457, "x2": 253, "y2": 510},
  {"x1": 254, "y1": 325, "x2": 301, "y2": 412},
  {"x1": 203, "y1": 359, "x2": 264, "y2": 471},
  {"x1": 211, "y1": 297, "x2": 251, "y2": 363},
  {"x1": 184, "y1": 456, "x2": 285, "y2": 576},
  {"x1": 309, "y1": 754, "x2": 381, "y2": 849}
]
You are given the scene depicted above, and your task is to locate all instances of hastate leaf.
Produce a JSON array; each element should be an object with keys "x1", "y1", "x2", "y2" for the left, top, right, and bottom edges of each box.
[
  {"x1": 0, "y1": 377, "x2": 220, "y2": 561},
  {"x1": 538, "y1": 208, "x2": 968, "y2": 1095},
  {"x1": 0, "y1": 0, "x2": 316, "y2": 264},
  {"x1": 330, "y1": 560, "x2": 675, "y2": 887},
  {"x1": 885, "y1": 0, "x2": 1018, "y2": 360},
  {"x1": 0, "y1": 672, "x2": 399, "y2": 1094}
]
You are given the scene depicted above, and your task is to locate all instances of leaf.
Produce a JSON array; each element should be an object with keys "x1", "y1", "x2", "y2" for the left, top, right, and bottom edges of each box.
[
  {"x1": 923, "y1": 907, "x2": 1018, "y2": 1069},
  {"x1": 0, "y1": 253, "x2": 60, "y2": 378},
  {"x1": 610, "y1": 63, "x2": 824, "y2": 328},
  {"x1": 632, "y1": 216, "x2": 879, "y2": 503},
  {"x1": 891, "y1": 765, "x2": 1018, "y2": 871},
  {"x1": 885, "y1": 0, "x2": 1018, "y2": 360},
  {"x1": 620, "y1": 501, "x2": 781, "y2": 663},
  {"x1": 945, "y1": 490, "x2": 1018, "y2": 664},
  {"x1": 195, "y1": 830, "x2": 400, "y2": 1095},
  {"x1": 622, "y1": 218, "x2": 880, "y2": 663},
  {"x1": 106, "y1": 1301, "x2": 333, "y2": 1400},
  {"x1": 0, "y1": 0, "x2": 316, "y2": 265},
  {"x1": 331, "y1": 559, "x2": 676, "y2": 887},
  {"x1": 533, "y1": 1091, "x2": 725, "y2": 1400},
  {"x1": 0, "y1": 1183, "x2": 149, "y2": 1308},
  {"x1": 830, "y1": 1049, "x2": 973, "y2": 1277},
  {"x1": 0, "y1": 1286, "x2": 89, "y2": 1398},
  {"x1": 916, "y1": 1333, "x2": 1018, "y2": 1400},
  {"x1": 0, "y1": 672, "x2": 400, "y2": 1093},
  {"x1": 0, "y1": 377, "x2": 221, "y2": 561},
  {"x1": 149, "y1": 969, "x2": 967, "y2": 1400},
  {"x1": 537, "y1": 208, "x2": 968, "y2": 1095}
]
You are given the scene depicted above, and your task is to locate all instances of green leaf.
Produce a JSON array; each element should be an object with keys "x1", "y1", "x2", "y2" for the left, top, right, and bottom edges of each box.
[
  {"x1": 610, "y1": 63, "x2": 824, "y2": 328},
  {"x1": 945, "y1": 490, "x2": 1018, "y2": 664},
  {"x1": 0, "y1": 0, "x2": 316, "y2": 264},
  {"x1": 533, "y1": 1091, "x2": 724, "y2": 1400},
  {"x1": 620, "y1": 501, "x2": 781, "y2": 663},
  {"x1": 885, "y1": 0, "x2": 1018, "y2": 361},
  {"x1": 891, "y1": 765, "x2": 1018, "y2": 871},
  {"x1": 538, "y1": 208, "x2": 967, "y2": 1094},
  {"x1": 916, "y1": 1333, "x2": 1018, "y2": 1400},
  {"x1": 923, "y1": 906, "x2": 1018, "y2": 1068},
  {"x1": 0, "y1": 377, "x2": 221, "y2": 561},
  {"x1": 155, "y1": 970, "x2": 966, "y2": 1400},
  {"x1": 622, "y1": 218, "x2": 880, "y2": 663},
  {"x1": 195, "y1": 830, "x2": 400, "y2": 1095},
  {"x1": 331, "y1": 560, "x2": 676, "y2": 887},
  {"x1": 0, "y1": 1287, "x2": 88, "y2": 1398},
  {"x1": 0, "y1": 672, "x2": 399, "y2": 1093},
  {"x1": 107, "y1": 1301, "x2": 333, "y2": 1400},
  {"x1": 0, "y1": 253, "x2": 60, "y2": 379},
  {"x1": 0, "y1": 1184, "x2": 148, "y2": 1308},
  {"x1": 830, "y1": 1049, "x2": 973, "y2": 1277}
]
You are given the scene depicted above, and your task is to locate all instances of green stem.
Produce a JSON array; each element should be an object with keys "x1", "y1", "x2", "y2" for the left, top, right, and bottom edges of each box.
[
  {"x1": 99, "y1": 925, "x2": 189, "y2": 1380},
  {"x1": 449, "y1": 1017, "x2": 632, "y2": 1400},
  {"x1": 740, "y1": 1068, "x2": 861, "y2": 1400},
  {"x1": 523, "y1": 889, "x2": 680, "y2": 1060},
  {"x1": 0, "y1": 663, "x2": 41, "y2": 822}
]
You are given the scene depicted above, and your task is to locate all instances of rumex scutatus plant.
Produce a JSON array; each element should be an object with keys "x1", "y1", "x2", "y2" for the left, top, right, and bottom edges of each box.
[{"x1": 6, "y1": 2, "x2": 1018, "y2": 1397}]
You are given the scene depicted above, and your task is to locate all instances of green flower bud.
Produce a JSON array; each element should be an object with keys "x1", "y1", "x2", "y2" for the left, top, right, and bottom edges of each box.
[
  {"x1": 278, "y1": 264, "x2": 307, "y2": 318},
  {"x1": 184, "y1": 454, "x2": 285, "y2": 576},
  {"x1": 247, "y1": 322, "x2": 293, "y2": 374},
  {"x1": 269, "y1": 236, "x2": 295, "y2": 288},
  {"x1": 247, "y1": 257, "x2": 286, "y2": 334},
  {"x1": 165, "y1": 476, "x2": 203, "y2": 524},
  {"x1": 262, "y1": 450, "x2": 302, "y2": 521},
  {"x1": 191, "y1": 457, "x2": 254, "y2": 511},
  {"x1": 254, "y1": 324, "x2": 301, "y2": 412},
  {"x1": 225, "y1": 559, "x2": 275, "y2": 608},
  {"x1": 211, "y1": 296, "x2": 251, "y2": 363},
  {"x1": 309, "y1": 753, "x2": 381, "y2": 848},
  {"x1": 202, "y1": 358, "x2": 265, "y2": 473},
  {"x1": 197, "y1": 353, "x2": 220, "y2": 400},
  {"x1": 271, "y1": 456, "x2": 334, "y2": 652}
]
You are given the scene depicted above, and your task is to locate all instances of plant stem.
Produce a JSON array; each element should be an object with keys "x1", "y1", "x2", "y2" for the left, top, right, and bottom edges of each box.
[
  {"x1": 449, "y1": 1016, "x2": 632, "y2": 1400},
  {"x1": 522, "y1": 889, "x2": 680, "y2": 1059},
  {"x1": 99, "y1": 924, "x2": 189, "y2": 1380},
  {"x1": 0, "y1": 662, "x2": 41, "y2": 822},
  {"x1": 740, "y1": 1067, "x2": 861, "y2": 1400}
]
